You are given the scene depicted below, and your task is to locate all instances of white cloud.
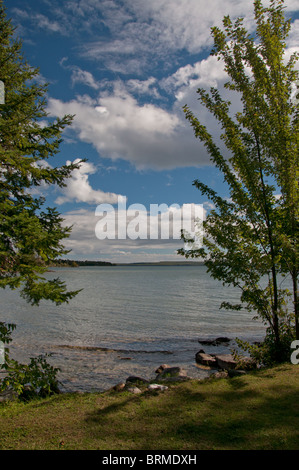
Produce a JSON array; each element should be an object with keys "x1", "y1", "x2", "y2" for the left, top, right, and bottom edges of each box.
[
  {"x1": 162, "y1": 55, "x2": 228, "y2": 100},
  {"x1": 78, "y1": 0, "x2": 256, "y2": 68},
  {"x1": 126, "y1": 77, "x2": 160, "y2": 98},
  {"x1": 38, "y1": 0, "x2": 299, "y2": 173},
  {"x1": 61, "y1": 202, "x2": 204, "y2": 262},
  {"x1": 286, "y1": 19, "x2": 299, "y2": 61},
  {"x1": 55, "y1": 159, "x2": 126, "y2": 205},
  {"x1": 46, "y1": 53, "x2": 234, "y2": 170},
  {"x1": 33, "y1": 12, "x2": 67, "y2": 34},
  {"x1": 71, "y1": 67, "x2": 100, "y2": 90},
  {"x1": 47, "y1": 86, "x2": 207, "y2": 170}
]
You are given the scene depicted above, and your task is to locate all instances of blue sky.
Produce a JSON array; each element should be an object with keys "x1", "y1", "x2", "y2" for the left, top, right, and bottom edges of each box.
[{"x1": 6, "y1": 0, "x2": 299, "y2": 263}]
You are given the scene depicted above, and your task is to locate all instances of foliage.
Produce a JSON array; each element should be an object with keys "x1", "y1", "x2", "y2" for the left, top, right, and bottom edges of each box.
[
  {"x1": 0, "y1": 2, "x2": 82, "y2": 398},
  {"x1": 234, "y1": 320, "x2": 296, "y2": 366},
  {"x1": 179, "y1": 0, "x2": 298, "y2": 361},
  {"x1": 0, "y1": 354, "x2": 61, "y2": 401},
  {"x1": 0, "y1": 321, "x2": 61, "y2": 400},
  {"x1": 0, "y1": 1, "x2": 83, "y2": 305}
]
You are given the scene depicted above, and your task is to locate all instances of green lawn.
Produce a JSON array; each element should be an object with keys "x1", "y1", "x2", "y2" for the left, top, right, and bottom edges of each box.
[{"x1": 0, "y1": 364, "x2": 298, "y2": 450}]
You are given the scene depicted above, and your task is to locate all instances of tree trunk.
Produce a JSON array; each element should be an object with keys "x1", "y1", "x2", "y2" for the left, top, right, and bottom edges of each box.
[{"x1": 293, "y1": 270, "x2": 299, "y2": 340}]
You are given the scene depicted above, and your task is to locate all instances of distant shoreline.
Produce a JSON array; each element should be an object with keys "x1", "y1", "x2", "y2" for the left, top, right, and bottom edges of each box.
[{"x1": 50, "y1": 260, "x2": 205, "y2": 267}]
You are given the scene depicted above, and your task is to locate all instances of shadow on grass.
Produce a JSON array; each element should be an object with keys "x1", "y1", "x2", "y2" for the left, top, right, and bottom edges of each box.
[{"x1": 84, "y1": 374, "x2": 299, "y2": 450}]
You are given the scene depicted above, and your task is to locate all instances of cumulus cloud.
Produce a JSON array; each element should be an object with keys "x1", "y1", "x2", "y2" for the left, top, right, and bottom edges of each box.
[
  {"x1": 162, "y1": 54, "x2": 229, "y2": 100},
  {"x1": 70, "y1": 67, "x2": 100, "y2": 90},
  {"x1": 55, "y1": 159, "x2": 126, "y2": 205},
  {"x1": 47, "y1": 86, "x2": 207, "y2": 170},
  {"x1": 21, "y1": 0, "x2": 298, "y2": 173},
  {"x1": 62, "y1": 201, "x2": 204, "y2": 262},
  {"x1": 13, "y1": 1, "x2": 298, "y2": 75},
  {"x1": 46, "y1": 53, "x2": 234, "y2": 170}
]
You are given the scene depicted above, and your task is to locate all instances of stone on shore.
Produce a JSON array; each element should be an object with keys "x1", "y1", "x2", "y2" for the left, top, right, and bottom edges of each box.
[
  {"x1": 195, "y1": 351, "x2": 218, "y2": 367},
  {"x1": 196, "y1": 350, "x2": 256, "y2": 371},
  {"x1": 126, "y1": 386, "x2": 142, "y2": 394},
  {"x1": 195, "y1": 350, "x2": 238, "y2": 370},
  {"x1": 216, "y1": 354, "x2": 255, "y2": 371},
  {"x1": 155, "y1": 364, "x2": 170, "y2": 374},
  {"x1": 112, "y1": 382, "x2": 126, "y2": 392},
  {"x1": 215, "y1": 354, "x2": 237, "y2": 370},
  {"x1": 126, "y1": 376, "x2": 149, "y2": 385},
  {"x1": 155, "y1": 366, "x2": 190, "y2": 382},
  {"x1": 148, "y1": 384, "x2": 168, "y2": 391},
  {"x1": 198, "y1": 337, "x2": 231, "y2": 346},
  {"x1": 0, "y1": 388, "x2": 17, "y2": 402}
]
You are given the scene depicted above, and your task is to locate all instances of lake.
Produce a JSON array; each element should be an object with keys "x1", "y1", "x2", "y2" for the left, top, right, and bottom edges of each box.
[{"x1": 1, "y1": 265, "x2": 267, "y2": 392}]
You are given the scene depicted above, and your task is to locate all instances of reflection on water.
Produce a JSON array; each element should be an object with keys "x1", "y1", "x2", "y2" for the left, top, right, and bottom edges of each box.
[{"x1": 1, "y1": 265, "x2": 267, "y2": 392}]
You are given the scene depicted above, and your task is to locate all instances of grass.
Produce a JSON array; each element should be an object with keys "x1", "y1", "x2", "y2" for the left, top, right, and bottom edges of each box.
[{"x1": 0, "y1": 363, "x2": 298, "y2": 450}]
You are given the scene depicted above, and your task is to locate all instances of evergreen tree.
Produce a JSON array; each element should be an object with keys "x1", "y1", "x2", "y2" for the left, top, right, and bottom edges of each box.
[
  {"x1": 180, "y1": 0, "x2": 298, "y2": 363},
  {"x1": 0, "y1": 1, "x2": 84, "y2": 397},
  {"x1": 0, "y1": 1, "x2": 82, "y2": 306}
]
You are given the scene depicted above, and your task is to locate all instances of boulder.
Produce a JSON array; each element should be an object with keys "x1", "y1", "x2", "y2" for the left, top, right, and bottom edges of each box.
[
  {"x1": 155, "y1": 364, "x2": 170, "y2": 374},
  {"x1": 215, "y1": 354, "x2": 237, "y2": 370},
  {"x1": 216, "y1": 336, "x2": 231, "y2": 344},
  {"x1": 195, "y1": 351, "x2": 218, "y2": 367},
  {"x1": 155, "y1": 366, "x2": 189, "y2": 382},
  {"x1": 126, "y1": 386, "x2": 142, "y2": 394},
  {"x1": 210, "y1": 371, "x2": 229, "y2": 379},
  {"x1": 126, "y1": 375, "x2": 149, "y2": 385},
  {"x1": 112, "y1": 382, "x2": 126, "y2": 392},
  {"x1": 0, "y1": 388, "x2": 17, "y2": 402},
  {"x1": 148, "y1": 384, "x2": 168, "y2": 391},
  {"x1": 215, "y1": 354, "x2": 255, "y2": 371},
  {"x1": 198, "y1": 337, "x2": 231, "y2": 346}
]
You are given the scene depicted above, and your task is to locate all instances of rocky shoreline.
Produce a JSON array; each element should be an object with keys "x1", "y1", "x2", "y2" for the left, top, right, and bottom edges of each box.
[
  {"x1": 0, "y1": 336, "x2": 256, "y2": 401},
  {"x1": 107, "y1": 336, "x2": 256, "y2": 395}
]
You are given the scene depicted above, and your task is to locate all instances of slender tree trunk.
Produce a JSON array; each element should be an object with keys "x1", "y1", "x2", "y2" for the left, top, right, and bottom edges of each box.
[
  {"x1": 255, "y1": 134, "x2": 280, "y2": 350},
  {"x1": 293, "y1": 270, "x2": 299, "y2": 340}
]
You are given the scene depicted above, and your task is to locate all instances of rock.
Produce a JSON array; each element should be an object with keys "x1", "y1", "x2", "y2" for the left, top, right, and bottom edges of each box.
[
  {"x1": 113, "y1": 382, "x2": 126, "y2": 392},
  {"x1": 210, "y1": 371, "x2": 229, "y2": 379},
  {"x1": 155, "y1": 366, "x2": 190, "y2": 382},
  {"x1": 148, "y1": 384, "x2": 168, "y2": 391},
  {"x1": 195, "y1": 351, "x2": 218, "y2": 367},
  {"x1": 126, "y1": 386, "x2": 142, "y2": 394},
  {"x1": 215, "y1": 354, "x2": 255, "y2": 371},
  {"x1": 198, "y1": 339, "x2": 217, "y2": 346},
  {"x1": 159, "y1": 376, "x2": 190, "y2": 382},
  {"x1": 215, "y1": 354, "x2": 237, "y2": 370},
  {"x1": 198, "y1": 336, "x2": 231, "y2": 346},
  {"x1": 155, "y1": 364, "x2": 170, "y2": 374},
  {"x1": 0, "y1": 388, "x2": 17, "y2": 402},
  {"x1": 126, "y1": 375, "x2": 149, "y2": 385},
  {"x1": 216, "y1": 336, "x2": 231, "y2": 344}
]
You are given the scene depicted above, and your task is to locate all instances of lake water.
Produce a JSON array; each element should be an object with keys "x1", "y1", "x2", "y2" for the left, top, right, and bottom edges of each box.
[{"x1": 0, "y1": 265, "x2": 267, "y2": 392}]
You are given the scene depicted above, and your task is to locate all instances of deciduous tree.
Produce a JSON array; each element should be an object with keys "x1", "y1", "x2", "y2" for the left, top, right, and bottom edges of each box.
[{"x1": 180, "y1": 0, "x2": 298, "y2": 363}]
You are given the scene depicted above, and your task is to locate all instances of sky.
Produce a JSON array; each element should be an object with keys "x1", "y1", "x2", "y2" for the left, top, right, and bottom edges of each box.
[{"x1": 6, "y1": 0, "x2": 299, "y2": 263}]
